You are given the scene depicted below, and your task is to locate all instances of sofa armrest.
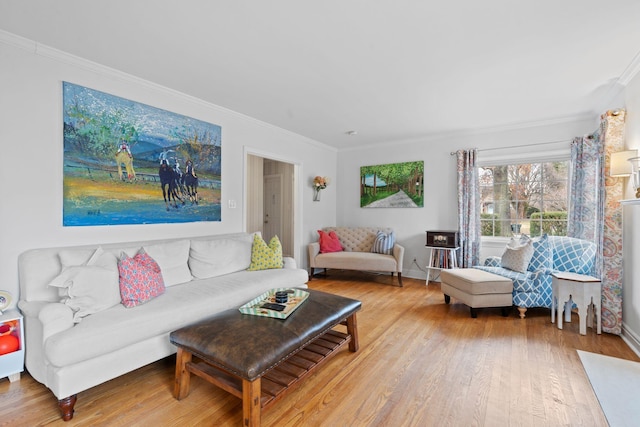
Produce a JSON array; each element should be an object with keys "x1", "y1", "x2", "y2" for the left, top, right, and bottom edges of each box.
[
  {"x1": 283, "y1": 256, "x2": 297, "y2": 269},
  {"x1": 18, "y1": 300, "x2": 50, "y2": 318},
  {"x1": 19, "y1": 300, "x2": 74, "y2": 341},
  {"x1": 41, "y1": 303, "x2": 75, "y2": 340},
  {"x1": 530, "y1": 269, "x2": 553, "y2": 292},
  {"x1": 308, "y1": 242, "x2": 320, "y2": 268},
  {"x1": 393, "y1": 244, "x2": 404, "y2": 273},
  {"x1": 484, "y1": 256, "x2": 501, "y2": 267}
]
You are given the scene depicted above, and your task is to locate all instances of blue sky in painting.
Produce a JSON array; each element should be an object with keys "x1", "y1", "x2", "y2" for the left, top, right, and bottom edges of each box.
[
  {"x1": 364, "y1": 175, "x2": 387, "y2": 187},
  {"x1": 63, "y1": 82, "x2": 221, "y2": 150}
]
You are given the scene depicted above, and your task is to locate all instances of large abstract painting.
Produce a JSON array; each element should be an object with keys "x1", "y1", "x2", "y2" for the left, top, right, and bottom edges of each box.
[
  {"x1": 62, "y1": 82, "x2": 221, "y2": 226},
  {"x1": 360, "y1": 161, "x2": 424, "y2": 208}
]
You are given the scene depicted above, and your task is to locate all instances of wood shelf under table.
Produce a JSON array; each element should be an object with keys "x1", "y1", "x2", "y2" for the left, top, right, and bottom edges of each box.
[{"x1": 184, "y1": 328, "x2": 351, "y2": 411}]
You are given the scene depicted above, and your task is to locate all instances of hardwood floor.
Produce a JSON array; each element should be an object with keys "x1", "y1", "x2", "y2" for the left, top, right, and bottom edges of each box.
[{"x1": 1, "y1": 271, "x2": 638, "y2": 426}]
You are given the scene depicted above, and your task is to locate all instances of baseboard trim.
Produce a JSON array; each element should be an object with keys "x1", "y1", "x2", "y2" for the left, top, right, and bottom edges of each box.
[
  {"x1": 621, "y1": 323, "x2": 640, "y2": 358},
  {"x1": 403, "y1": 267, "x2": 427, "y2": 282}
]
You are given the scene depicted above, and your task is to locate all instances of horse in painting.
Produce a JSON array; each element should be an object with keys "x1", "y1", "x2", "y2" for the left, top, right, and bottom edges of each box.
[
  {"x1": 159, "y1": 161, "x2": 184, "y2": 210},
  {"x1": 115, "y1": 151, "x2": 136, "y2": 181},
  {"x1": 183, "y1": 173, "x2": 198, "y2": 204},
  {"x1": 183, "y1": 160, "x2": 198, "y2": 204}
]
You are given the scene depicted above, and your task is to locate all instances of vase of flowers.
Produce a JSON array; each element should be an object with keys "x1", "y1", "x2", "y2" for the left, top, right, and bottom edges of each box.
[{"x1": 313, "y1": 176, "x2": 329, "y2": 201}]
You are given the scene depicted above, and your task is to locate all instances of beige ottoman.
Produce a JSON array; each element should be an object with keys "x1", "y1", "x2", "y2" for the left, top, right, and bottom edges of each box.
[{"x1": 440, "y1": 269, "x2": 513, "y2": 318}]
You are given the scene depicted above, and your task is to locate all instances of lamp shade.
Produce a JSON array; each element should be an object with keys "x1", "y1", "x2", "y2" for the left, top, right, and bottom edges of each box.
[{"x1": 610, "y1": 150, "x2": 638, "y2": 177}]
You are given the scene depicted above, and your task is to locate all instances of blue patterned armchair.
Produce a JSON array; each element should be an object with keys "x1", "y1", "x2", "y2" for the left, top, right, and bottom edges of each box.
[{"x1": 473, "y1": 235, "x2": 597, "y2": 318}]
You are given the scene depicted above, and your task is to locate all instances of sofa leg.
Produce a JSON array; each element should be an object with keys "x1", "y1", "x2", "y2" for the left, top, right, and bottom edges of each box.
[
  {"x1": 59, "y1": 394, "x2": 77, "y2": 421},
  {"x1": 397, "y1": 273, "x2": 403, "y2": 287},
  {"x1": 517, "y1": 307, "x2": 527, "y2": 319},
  {"x1": 444, "y1": 294, "x2": 450, "y2": 304},
  {"x1": 309, "y1": 268, "x2": 327, "y2": 279},
  {"x1": 470, "y1": 307, "x2": 478, "y2": 318},
  {"x1": 501, "y1": 307, "x2": 510, "y2": 317}
]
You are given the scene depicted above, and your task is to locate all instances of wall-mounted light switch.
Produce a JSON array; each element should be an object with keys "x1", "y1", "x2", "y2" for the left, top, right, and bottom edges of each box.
[{"x1": 228, "y1": 200, "x2": 236, "y2": 209}]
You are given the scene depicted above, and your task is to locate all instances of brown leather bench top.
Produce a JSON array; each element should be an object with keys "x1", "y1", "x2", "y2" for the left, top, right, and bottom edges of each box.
[{"x1": 169, "y1": 288, "x2": 361, "y2": 381}]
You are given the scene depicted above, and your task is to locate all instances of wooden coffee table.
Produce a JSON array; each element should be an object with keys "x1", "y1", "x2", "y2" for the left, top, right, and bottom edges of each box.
[{"x1": 169, "y1": 289, "x2": 361, "y2": 426}]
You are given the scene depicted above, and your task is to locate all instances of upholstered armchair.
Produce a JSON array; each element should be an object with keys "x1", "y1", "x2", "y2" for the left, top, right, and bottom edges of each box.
[{"x1": 473, "y1": 235, "x2": 597, "y2": 318}]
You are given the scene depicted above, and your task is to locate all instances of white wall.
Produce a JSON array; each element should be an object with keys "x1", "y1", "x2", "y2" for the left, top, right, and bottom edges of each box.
[
  {"x1": 0, "y1": 32, "x2": 337, "y2": 305},
  {"x1": 622, "y1": 73, "x2": 640, "y2": 355},
  {"x1": 337, "y1": 117, "x2": 596, "y2": 280}
]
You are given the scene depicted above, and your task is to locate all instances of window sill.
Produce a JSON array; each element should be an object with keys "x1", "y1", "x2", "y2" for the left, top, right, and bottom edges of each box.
[{"x1": 481, "y1": 237, "x2": 511, "y2": 247}]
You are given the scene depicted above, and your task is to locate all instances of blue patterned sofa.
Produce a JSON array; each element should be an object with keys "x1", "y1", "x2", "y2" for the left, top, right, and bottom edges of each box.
[{"x1": 473, "y1": 235, "x2": 597, "y2": 318}]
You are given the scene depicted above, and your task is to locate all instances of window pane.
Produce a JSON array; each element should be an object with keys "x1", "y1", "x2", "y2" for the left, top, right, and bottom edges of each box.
[{"x1": 480, "y1": 160, "x2": 569, "y2": 237}]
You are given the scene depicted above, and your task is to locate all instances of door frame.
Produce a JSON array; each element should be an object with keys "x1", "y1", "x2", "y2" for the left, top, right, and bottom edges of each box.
[{"x1": 243, "y1": 146, "x2": 302, "y2": 266}]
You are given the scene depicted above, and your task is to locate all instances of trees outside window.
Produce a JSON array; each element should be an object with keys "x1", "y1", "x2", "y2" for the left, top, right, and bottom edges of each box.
[{"x1": 479, "y1": 161, "x2": 569, "y2": 237}]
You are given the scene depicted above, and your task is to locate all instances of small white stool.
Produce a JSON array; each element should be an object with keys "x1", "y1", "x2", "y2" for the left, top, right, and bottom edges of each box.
[{"x1": 551, "y1": 272, "x2": 601, "y2": 335}]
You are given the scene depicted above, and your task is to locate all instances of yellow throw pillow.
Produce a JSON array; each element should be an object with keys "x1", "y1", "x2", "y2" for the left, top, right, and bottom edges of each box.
[{"x1": 247, "y1": 234, "x2": 283, "y2": 271}]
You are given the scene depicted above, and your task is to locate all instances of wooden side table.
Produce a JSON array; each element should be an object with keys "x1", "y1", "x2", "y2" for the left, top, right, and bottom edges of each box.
[
  {"x1": 551, "y1": 272, "x2": 601, "y2": 335},
  {"x1": 0, "y1": 309, "x2": 24, "y2": 382}
]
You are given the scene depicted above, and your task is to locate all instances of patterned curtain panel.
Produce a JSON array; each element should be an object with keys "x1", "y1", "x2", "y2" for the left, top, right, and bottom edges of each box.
[
  {"x1": 456, "y1": 149, "x2": 481, "y2": 268},
  {"x1": 568, "y1": 110, "x2": 625, "y2": 335},
  {"x1": 568, "y1": 134, "x2": 604, "y2": 258},
  {"x1": 600, "y1": 110, "x2": 626, "y2": 335}
]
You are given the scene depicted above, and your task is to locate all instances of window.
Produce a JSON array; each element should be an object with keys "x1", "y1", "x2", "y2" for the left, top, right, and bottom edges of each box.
[{"x1": 479, "y1": 160, "x2": 569, "y2": 237}]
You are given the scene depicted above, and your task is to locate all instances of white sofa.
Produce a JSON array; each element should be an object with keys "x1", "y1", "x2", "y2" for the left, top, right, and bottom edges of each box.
[
  {"x1": 308, "y1": 227, "x2": 404, "y2": 286},
  {"x1": 17, "y1": 232, "x2": 308, "y2": 421}
]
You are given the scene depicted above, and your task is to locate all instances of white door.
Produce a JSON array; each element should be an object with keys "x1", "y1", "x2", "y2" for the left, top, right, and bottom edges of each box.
[{"x1": 263, "y1": 174, "x2": 283, "y2": 244}]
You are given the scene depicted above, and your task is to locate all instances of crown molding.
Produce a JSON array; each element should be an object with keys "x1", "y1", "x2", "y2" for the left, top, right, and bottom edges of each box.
[
  {"x1": 1, "y1": 28, "x2": 617, "y2": 155},
  {"x1": 0, "y1": 29, "x2": 335, "y2": 153},
  {"x1": 339, "y1": 113, "x2": 595, "y2": 153},
  {"x1": 0, "y1": 29, "x2": 36, "y2": 51},
  {"x1": 618, "y1": 49, "x2": 640, "y2": 86},
  {"x1": 592, "y1": 51, "x2": 640, "y2": 113}
]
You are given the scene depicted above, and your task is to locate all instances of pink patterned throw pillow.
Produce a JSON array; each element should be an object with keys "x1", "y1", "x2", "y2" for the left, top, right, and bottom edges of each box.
[{"x1": 118, "y1": 251, "x2": 166, "y2": 308}]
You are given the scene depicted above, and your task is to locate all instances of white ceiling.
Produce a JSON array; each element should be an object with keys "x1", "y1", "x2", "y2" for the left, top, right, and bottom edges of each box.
[{"x1": 2, "y1": 0, "x2": 640, "y2": 149}]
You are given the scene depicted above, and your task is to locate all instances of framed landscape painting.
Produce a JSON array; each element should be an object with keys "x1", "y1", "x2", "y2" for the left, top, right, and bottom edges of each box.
[
  {"x1": 62, "y1": 82, "x2": 222, "y2": 226},
  {"x1": 360, "y1": 161, "x2": 424, "y2": 208}
]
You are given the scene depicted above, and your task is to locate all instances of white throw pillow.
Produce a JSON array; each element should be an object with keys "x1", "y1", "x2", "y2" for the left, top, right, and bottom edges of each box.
[
  {"x1": 59, "y1": 248, "x2": 96, "y2": 267},
  {"x1": 143, "y1": 240, "x2": 192, "y2": 286},
  {"x1": 189, "y1": 235, "x2": 253, "y2": 279},
  {"x1": 49, "y1": 247, "x2": 121, "y2": 322},
  {"x1": 501, "y1": 238, "x2": 534, "y2": 273}
]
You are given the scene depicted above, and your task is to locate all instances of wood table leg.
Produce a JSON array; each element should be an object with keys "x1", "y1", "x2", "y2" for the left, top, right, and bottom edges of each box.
[
  {"x1": 58, "y1": 394, "x2": 77, "y2": 421},
  {"x1": 242, "y1": 377, "x2": 261, "y2": 427},
  {"x1": 346, "y1": 313, "x2": 359, "y2": 352},
  {"x1": 174, "y1": 348, "x2": 193, "y2": 400}
]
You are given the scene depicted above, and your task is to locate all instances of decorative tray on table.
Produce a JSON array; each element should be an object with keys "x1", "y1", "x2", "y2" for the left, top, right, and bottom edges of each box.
[{"x1": 239, "y1": 288, "x2": 309, "y2": 319}]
